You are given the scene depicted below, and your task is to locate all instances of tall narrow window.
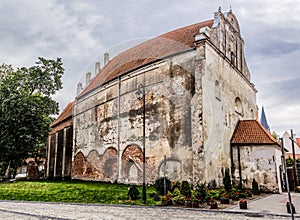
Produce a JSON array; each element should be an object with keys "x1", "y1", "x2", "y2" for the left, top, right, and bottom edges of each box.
[
  {"x1": 231, "y1": 52, "x2": 236, "y2": 65},
  {"x1": 215, "y1": 80, "x2": 221, "y2": 100},
  {"x1": 250, "y1": 109, "x2": 254, "y2": 119}
]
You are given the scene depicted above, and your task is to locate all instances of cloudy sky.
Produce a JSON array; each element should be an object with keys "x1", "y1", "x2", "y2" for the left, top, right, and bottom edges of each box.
[{"x1": 1, "y1": 0, "x2": 300, "y2": 137}]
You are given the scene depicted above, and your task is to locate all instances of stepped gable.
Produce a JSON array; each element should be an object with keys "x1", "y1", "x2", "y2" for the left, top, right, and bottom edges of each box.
[
  {"x1": 231, "y1": 120, "x2": 280, "y2": 146},
  {"x1": 80, "y1": 19, "x2": 214, "y2": 96}
]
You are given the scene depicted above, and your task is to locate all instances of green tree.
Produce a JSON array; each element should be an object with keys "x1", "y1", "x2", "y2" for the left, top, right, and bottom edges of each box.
[
  {"x1": 286, "y1": 157, "x2": 294, "y2": 167},
  {"x1": 0, "y1": 57, "x2": 64, "y2": 178},
  {"x1": 271, "y1": 131, "x2": 279, "y2": 140}
]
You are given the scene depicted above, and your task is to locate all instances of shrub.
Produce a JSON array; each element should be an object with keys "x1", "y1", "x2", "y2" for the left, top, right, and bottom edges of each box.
[
  {"x1": 231, "y1": 186, "x2": 241, "y2": 193},
  {"x1": 206, "y1": 189, "x2": 221, "y2": 201},
  {"x1": 207, "y1": 179, "x2": 217, "y2": 189},
  {"x1": 171, "y1": 181, "x2": 180, "y2": 192},
  {"x1": 252, "y1": 179, "x2": 259, "y2": 195},
  {"x1": 171, "y1": 187, "x2": 181, "y2": 197},
  {"x1": 195, "y1": 182, "x2": 207, "y2": 201},
  {"x1": 180, "y1": 181, "x2": 191, "y2": 197},
  {"x1": 222, "y1": 168, "x2": 232, "y2": 192},
  {"x1": 221, "y1": 193, "x2": 229, "y2": 198},
  {"x1": 154, "y1": 177, "x2": 171, "y2": 195},
  {"x1": 239, "y1": 192, "x2": 247, "y2": 199},
  {"x1": 173, "y1": 194, "x2": 185, "y2": 205},
  {"x1": 150, "y1": 192, "x2": 161, "y2": 201},
  {"x1": 161, "y1": 194, "x2": 172, "y2": 206},
  {"x1": 245, "y1": 189, "x2": 252, "y2": 197},
  {"x1": 231, "y1": 191, "x2": 240, "y2": 201},
  {"x1": 127, "y1": 185, "x2": 139, "y2": 200}
]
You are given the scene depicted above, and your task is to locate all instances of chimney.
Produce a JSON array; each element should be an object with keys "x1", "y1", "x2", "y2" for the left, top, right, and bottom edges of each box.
[
  {"x1": 76, "y1": 82, "x2": 83, "y2": 95},
  {"x1": 95, "y1": 62, "x2": 101, "y2": 75},
  {"x1": 86, "y1": 72, "x2": 91, "y2": 86},
  {"x1": 104, "y1": 52, "x2": 109, "y2": 66}
]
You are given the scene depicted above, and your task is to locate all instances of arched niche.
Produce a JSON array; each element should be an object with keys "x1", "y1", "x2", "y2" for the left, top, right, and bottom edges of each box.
[
  {"x1": 158, "y1": 158, "x2": 182, "y2": 182},
  {"x1": 234, "y1": 97, "x2": 243, "y2": 116},
  {"x1": 121, "y1": 145, "x2": 143, "y2": 183},
  {"x1": 72, "y1": 152, "x2": 85, "y2": 176}
]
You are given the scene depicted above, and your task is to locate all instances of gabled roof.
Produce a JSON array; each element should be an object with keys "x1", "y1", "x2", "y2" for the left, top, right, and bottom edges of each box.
[
  {"x1": 79, "y1": 19, "x2": 214, "y2": 96},
  {"x1": 51, "y1": 101, "x2": 74, "y2": 127},
  {"x1": 231, "y1": 120, "x2": 280, "y2": 146}
]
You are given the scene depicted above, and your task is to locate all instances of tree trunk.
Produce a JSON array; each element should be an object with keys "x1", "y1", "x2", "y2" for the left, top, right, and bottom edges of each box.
[{"x1": 4, "y1": 160, "x2": 11, "y2": 179}]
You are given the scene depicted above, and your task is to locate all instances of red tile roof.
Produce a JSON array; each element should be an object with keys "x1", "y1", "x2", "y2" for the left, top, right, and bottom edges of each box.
[
  {"x1": 51, "y1": 101, "x2": 74, "y2": 129},
  {"x1": 231, "y1": 120, "x2": 280, "y2": 146},
  {"x1": 296, "y1": 138, "x2": 300, "y2": 148},
  {"x1": 80, "y1": 19, "x2": 214, "y2": 96}
]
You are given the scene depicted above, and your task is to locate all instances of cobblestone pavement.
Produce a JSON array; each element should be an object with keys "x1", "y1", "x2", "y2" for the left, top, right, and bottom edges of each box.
[{"x1": 0, "y1": 200, "x2": 295, "y2": 220}]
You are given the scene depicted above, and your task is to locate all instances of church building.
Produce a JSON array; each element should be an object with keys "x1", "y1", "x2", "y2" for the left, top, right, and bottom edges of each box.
[{"x1": 47, "y1": 9, "x2": 282, "y2": 192}]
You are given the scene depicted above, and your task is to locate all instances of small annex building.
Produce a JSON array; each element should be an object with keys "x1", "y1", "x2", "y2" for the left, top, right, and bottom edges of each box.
[
  {"x1": 47, "y1": 9, "x2": 283, "y2": 192},
  {"x1": 47, "y1": 101, "x2": 74, "y2": 180},
  {"x1": 231, "y1": 120, "x2": 282, "y2": 192}
]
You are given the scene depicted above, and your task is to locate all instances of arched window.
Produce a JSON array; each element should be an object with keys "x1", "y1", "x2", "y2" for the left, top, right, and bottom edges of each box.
[
  {"x1": 235, "y1": 97, "x2": 243, "y2": 116},
  {"x1": 231, "y1": 51, "x2": 236, "y2": 65},
  {"x1": 121, "y1": 145, "x2": 143, "y2": 183}
]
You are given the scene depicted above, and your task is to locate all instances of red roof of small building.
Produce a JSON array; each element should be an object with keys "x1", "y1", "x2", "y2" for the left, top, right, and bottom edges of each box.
[
  {"x1": 296, "y1": 138, "x2": 300, "y2": 148},
  {"x1": 80, "y1": 19, "x2": 214, "y2": 96},
  {"x1": 231, "y1": 120, "x2": 280, "y2": 146}
]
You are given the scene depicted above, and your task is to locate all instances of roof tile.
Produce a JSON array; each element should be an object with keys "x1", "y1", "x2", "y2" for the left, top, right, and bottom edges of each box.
[
  {"x1": 80, "y1": 19, "x2": 214, "y2": 96},
  {"x1": 231, "y1": 120, "x2": 280, "y2": 146},
  {"x1": 51, "y1": 101, "x2": 74, "y2": 128},
  {"x1": 296, "y1": 138, "x2": 300, "y2": 148}
]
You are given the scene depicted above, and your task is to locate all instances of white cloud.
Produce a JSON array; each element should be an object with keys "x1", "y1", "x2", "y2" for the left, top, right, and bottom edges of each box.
[{"x1": 1, "y1": 0, "x2": 300, "y2": 137}]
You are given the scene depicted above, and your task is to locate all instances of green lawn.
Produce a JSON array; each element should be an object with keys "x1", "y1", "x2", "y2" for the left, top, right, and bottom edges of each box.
[{"x1": 0, "y1": 180, "x2": 160, "y2": 205}]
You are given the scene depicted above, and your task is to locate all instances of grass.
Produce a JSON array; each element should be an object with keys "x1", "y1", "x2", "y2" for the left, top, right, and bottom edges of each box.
[{"x1": 0, "y1": 180, "x2": 161, "y2": 206}]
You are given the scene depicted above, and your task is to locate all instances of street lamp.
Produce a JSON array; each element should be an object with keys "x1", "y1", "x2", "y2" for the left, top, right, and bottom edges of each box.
[
  {"x1": 135, "y1": 84, "x2": 146, "y2": 204},
  {"x1": 280, "y1": 138, "x2": 295, "y2": 219}
]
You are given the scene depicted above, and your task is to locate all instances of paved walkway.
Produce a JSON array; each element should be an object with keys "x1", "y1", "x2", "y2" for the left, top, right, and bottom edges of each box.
[
  {"x1": 226, "y1": 192, "x2": 300, "y2": 217},
  {"x1": 0, "y1": 193, "x2": 299, "y2": 219}
]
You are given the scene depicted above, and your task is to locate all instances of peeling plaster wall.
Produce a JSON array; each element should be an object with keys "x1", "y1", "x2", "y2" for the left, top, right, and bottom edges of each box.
[
  {"x1": 71, "y1": 11, "x2": 269, "y2": 188},
  {"x1": 201, "y1": 42, "x2": 257, "y2": 185},
  {"x1": 198, "y1": 13, "x2": 258, "y2": 185},
  {"x1": 232, "y1": 145, "x2": 281, "y2": 193},
  {"x1": 73, "y1": 51, "x2": 199, "y2": 184}
]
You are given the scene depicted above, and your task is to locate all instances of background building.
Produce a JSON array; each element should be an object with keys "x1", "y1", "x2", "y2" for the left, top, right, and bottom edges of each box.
[{"x1": 47, "y1": 102, "x2": 73, "y2": 180}]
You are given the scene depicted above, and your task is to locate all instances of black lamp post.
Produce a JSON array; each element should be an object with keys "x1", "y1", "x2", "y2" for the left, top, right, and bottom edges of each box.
[{"x1": 135, "y1": 84, "x2": 146, "y2": 204}]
